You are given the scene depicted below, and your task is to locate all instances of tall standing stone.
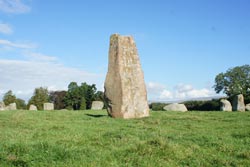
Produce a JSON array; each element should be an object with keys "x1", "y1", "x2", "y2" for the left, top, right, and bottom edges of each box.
[
  {"x1": 104, "y1": 34, "x2": 149, "y2": 119},
  {"x1": 220, "y1": 99, "x2": 232, "y2": 111},
  {"x1": 232, "y1": 94, "x2": 245, "y2": 112}
]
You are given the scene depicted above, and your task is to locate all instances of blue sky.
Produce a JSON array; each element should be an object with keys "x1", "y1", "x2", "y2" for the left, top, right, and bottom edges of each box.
[{"x1": 0, "y1": 0, "x2": 250, "y2": 101}]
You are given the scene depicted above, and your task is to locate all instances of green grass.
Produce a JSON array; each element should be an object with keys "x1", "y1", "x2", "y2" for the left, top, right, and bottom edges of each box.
[{"x1": 0, "y1": 110, "x2": 250, "y2": 167}]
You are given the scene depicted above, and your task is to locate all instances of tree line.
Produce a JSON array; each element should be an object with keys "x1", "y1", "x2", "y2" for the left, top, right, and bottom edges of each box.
[
  {"x1": 2, "y1": 64, "x2": 250, "y2": 111},
  {"x1": 2, "y1": 82, "x2": 104, "y2": 110}
]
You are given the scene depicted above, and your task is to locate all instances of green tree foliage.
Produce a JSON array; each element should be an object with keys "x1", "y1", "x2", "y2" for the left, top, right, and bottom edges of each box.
[
  {"x1": 80, "y1": 97, "x2": 86, "y2": 110},
  {"x1": 80, "y1": 82, "x2": 97, "y2": 109},
  {"x1": 28, "y1": 87, "x2": 49, "y2": 110},
  {"x1": 94, "y1": 91, "x2": 104, "y2": 101},
  {"x1": 214, "y1": 65, "x2": 250, "y2": 103},
  {"x1": 64, "y1": 82, "x2": 97, "y2": 110},
  {"x1": 3, "y1": 90, "x2": 16, "y2": 106},
  {"x1": 15, "y1": 98, "x2": 27, "y2": 110},
  {"x1": 49, "y1": 91, "x2": 67, "y2": 110},
  {"x1": 64, "y1": 82, "x2": 82, "y2": 110}
]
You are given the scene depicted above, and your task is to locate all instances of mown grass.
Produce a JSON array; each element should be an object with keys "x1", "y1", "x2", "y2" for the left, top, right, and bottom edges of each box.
[{"x1": 0, "y1": 110, "x2": 250, "y2": 167}]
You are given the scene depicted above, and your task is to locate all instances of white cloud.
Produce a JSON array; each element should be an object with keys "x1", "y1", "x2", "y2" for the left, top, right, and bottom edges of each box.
[
  {"x1": 0, "y1": 23, "x2": 13, "y2": 34},
  {"x1": 0, "y1": 59, "x2": 103, "y2": 101},
  {"x1": 0, "y1": 39, "x2": 36, "y2": 49},
  {"x1": 147, "y1": 82, "x2": 218, "y2": 101},
  {"x1": 160, "y1": 90, "x2": 173, "y2": 99},
  {"x1": 0, "y1": 0, "x2": 30, "y2": 14}
]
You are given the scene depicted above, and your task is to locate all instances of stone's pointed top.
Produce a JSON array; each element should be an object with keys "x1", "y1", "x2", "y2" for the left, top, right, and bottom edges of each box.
[
  {"x1": 110, "y1": 33, "x2": 134, "y2": 39},
  {"x1": 110, "y1": 34, "x2": 135, "y2": 45},
  {"x1": 111, "y1": 33, "x2": 120, "y2": 37}
]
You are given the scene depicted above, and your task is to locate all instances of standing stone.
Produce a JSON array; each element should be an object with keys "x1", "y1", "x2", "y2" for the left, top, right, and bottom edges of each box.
[
  {"x1": 6, "y1": 103, "x2": 17, "y2": 110},
  {"x1": 29, "y1": 104, "x2": 37, "y2": 111},
  {"x1": 0, "y1": 102, "x2": 5, "y2": 111},
  {"x1": 245, "y1": 104, "x2": 250, "y2": 111},
  {"x1": 43, "y1": 103, "x2": 54, "y2": 111},
  {"x1": 232, "y1": 94, "x2": 245, "y2": 112},
  {"x1": 163, "y1": 103, "x2": 188, "y2": 112},
  {"x1": 220, "y1": 99, "x2": 232, "y2": 111},
  {"x1": 91, "y1": 101, "x2": 104, "y2": 110},
  {"x1": 104, "y1": 34, "x2": 149, "y2": 119}
]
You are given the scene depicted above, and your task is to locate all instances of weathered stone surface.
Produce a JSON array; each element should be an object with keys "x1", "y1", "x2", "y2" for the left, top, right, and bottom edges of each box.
[
  {"x1": 6, "y1": 103, "x2": 17, "y2": 110},
  {"x1": 246, "y1": 104, "x2": 250, "y2": 111},
  {"x1": 0, "y1": 102, "x2": 5, "y2": 111},
  {"x1": 29, "y1": 104, "x2": 37, "y2": 111},
  {"x1": 104, "y1": 34, "x2": 149, "y2": 119},
  {"x1": 220, "y1": 99, "x2": 232, "y2": 111},
  {"x1": 91, "y1": 101, "x2": 104, "y2": 110},
  {"x1": 163, "y1": 103, "x2": 188, "y2": 112},
  {"x1": 43, "y1": 103, "x2": 54, "y2": 111},
  {"x1": 232, "y1": 94, "x2": 245, "y2": 112}
]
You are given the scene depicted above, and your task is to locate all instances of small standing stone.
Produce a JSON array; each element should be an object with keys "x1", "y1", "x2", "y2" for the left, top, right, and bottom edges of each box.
[
  {"x1": 43, "y1": 103, "x2": 54, "y2": 111},
  {"x1": 245, "y1": 104, "x2": 250, "y2": 111},
  {"x1": 232, "y1": 94, "x2": 245, "y2": 112},
  {"x1": 163, "y1": 103, "x2": 188, "y2": 112},
  {"x1": 91, "y1": 101, "x2": 104, "y2": 110},
  {"x1": 220, "y1": 99, "x2": 232, "y2": 111},
  {"x1": 6, "y1": 103, "x2": 17, "y2": 110},
  {"x1": 0, "y1": 102, "x2": 5, "y2": 111},
  {"x1": 29, "y1": 104, "x2": 37, "y2": 111}
]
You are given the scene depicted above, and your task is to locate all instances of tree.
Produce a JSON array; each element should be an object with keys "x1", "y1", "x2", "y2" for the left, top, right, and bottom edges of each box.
[
  {"x1": 214, "y1": 65, "x2": 250, "y2": 103},
  {"x1": 94, "y1": 91, "x2": 104, "y2": 101},
  {"x1": 15, "y1": 98, "x2": 27, "y2": 110},
  {"x1": 28, "y1": 87, "x2": 49, "y2": 110},
  {"x1": 49, "y1": 91, "x2": 67, "y2": 110},
  {"x1": 64, "y1": 82, "x2": 97, "y2": 110},
  {"x1": 3, "y1": 90, "x2": 16, "y2": 105},
  {"x1": 79, "y1": 82, "x2": 97, "y2": 109},
  {"x1": 64, "y1": 82, "x2": 82, "y2": 110}
]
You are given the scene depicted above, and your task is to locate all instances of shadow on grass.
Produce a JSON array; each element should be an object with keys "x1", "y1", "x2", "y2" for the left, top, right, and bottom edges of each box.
[{"x1": 85, "y1": 114, "x2": 108, "y2": 118}]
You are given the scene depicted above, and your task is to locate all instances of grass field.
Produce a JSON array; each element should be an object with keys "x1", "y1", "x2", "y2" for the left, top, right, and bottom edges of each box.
[{"x1": 0, "y1": 110, "x2": 250, "y2": 167}]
